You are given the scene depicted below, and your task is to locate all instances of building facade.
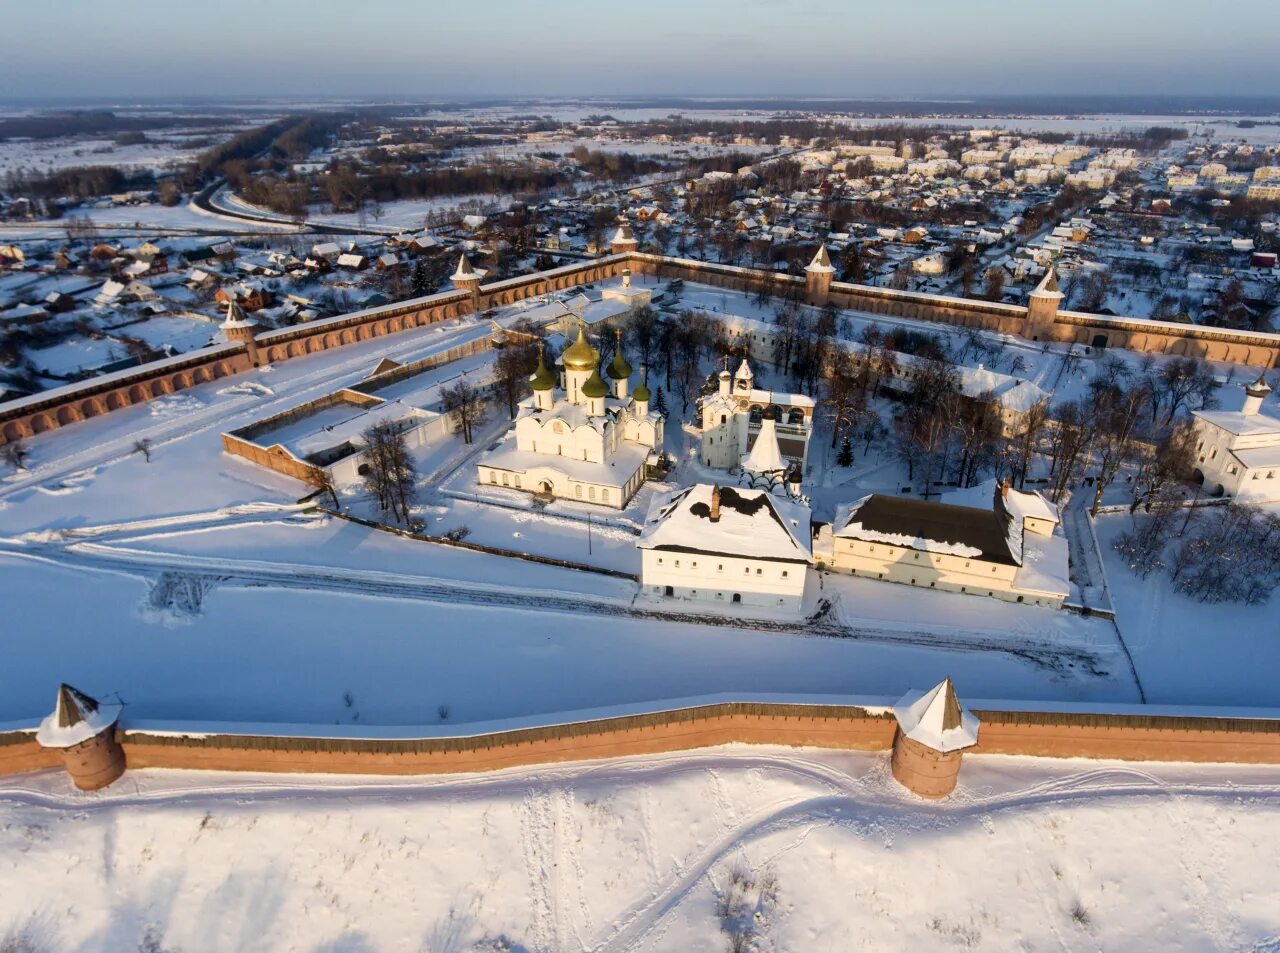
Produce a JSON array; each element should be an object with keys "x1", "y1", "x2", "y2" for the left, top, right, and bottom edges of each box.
[
  {"x1": 826, "y1": 483, "x2": 1068, "y2": 608},
  {"x1": 638, "y1": 483, "x2": 812, "y2": 612},
  {"x1": 1191, "y1": 375, "x2": 1280, "y2": 502}
]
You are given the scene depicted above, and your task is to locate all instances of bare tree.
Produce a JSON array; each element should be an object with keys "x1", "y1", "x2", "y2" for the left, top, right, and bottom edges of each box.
[
  {"x1": 133, "y1": 438, "x2": 153, "y2": 462},
  {"x1": 494, "y1": 341, "x2": 539, "y2": 419},
  {"x1": 362, "y1": 420, "x2": 417, "y2": 524},
  {"x1": 1009, "y1": 399, "x2": 1049, "y2": 489},
  {"x1": 442, "y1": 379, "x2": 488, "y2": 445},
  {"x1": 1130, "y1": 421, "x2": 1196, "y2": 513}
]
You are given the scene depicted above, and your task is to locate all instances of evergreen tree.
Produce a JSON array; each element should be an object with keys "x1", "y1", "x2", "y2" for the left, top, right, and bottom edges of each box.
[
  {"x1": 653, "y1": 387, "x2": 668, "y2": 415},
  {"x1": 837, "y1": 435, "x2": 854, "y2": 468},
  {"x1": 410, "y1": 259, "x2": 435, "y2": 298}
]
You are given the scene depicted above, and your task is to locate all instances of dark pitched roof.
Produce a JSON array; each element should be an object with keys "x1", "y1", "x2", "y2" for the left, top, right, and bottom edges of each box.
[{"x1": 841, "y1": 494, "x2": 1017, "y2": 565}]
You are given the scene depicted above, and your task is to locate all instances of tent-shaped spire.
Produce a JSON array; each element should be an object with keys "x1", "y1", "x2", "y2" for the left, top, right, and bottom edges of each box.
[
  {"x1": 1032, "y1": 266, "x2": 1062, "y2": 298},
  {"x1": 55, "y1": 683, "x2": 97, "y2": 729},
  {"x1": 220, "y1": 297, "x2": 255, "y2": 330},
  {"x1": 892, "y1": 677, "x2": 980, "y2": 753},
  {"x1": 451, "y1": 252, "x2": 479, "y2": 282},
  {"x1": 36, "y1": 683, "x2": 123, "y2": 749},
  {"x1": 735, "y1": 358, "x2": 753, "y2": 382},
  {"x1": 805, "y1": 244, "x2": 835, "y2": 274},
  {"x1": 610, "y1": 221, "x2": 636, "y2": 245},
  {"x1": 742, "y1": 411, "x2": 786, "y2": 474}
]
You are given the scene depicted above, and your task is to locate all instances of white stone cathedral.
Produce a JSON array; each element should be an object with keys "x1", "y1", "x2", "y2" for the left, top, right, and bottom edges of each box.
[{"x1": 477, "y1": 328, "x2": 665, "y2": 508}]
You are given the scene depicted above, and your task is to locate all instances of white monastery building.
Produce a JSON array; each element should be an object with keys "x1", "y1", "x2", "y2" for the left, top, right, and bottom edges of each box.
[
  {"x1": 699, "y1": 359, "x2": 815, "y2": 472},
  {"x1": 476, "y1": 328, "x2": 663, "y2": 508},
  {"x1": 638, "y1": 483, "x2": 813, "y2": 613},
  {"x1": 824, "y1": 481, "x2": 1069, "y2": 608},
  {"x1": 1191, "y1": 374, "x2": 1280, "y2": 502}
]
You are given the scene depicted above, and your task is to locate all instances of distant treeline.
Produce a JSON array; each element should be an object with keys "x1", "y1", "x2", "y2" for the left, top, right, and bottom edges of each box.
[
  {"x1": 0, "y1": 110, "x2": 205, "y2": 141},
  {"x1": 3, "y1": 164, "x2": 154, "y2": 200}
]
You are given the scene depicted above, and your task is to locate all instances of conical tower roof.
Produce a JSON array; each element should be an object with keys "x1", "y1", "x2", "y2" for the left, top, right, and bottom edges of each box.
[
  {"x1": 451, "y1": 252, "x2": 476, "y2": 280},
  {"x1": 529, "y1": 348, "x2": 556, "y2": 391},
  {"x1": 562, "y1": 325, "x2": 599, "y2": 370},
  {"x1": 1032, "y1": 266, "x2": 1062, "y2": 297},
  {"x1": 743, "y1": 414, "x2": 786, "y2": 474},
  {"x1": 607, "y1": 329, "x2": 632, "y2": 380},
  {"x1": 220, "y1": 297, "x2": 255, "y2": 330},
  {"x1": 610, "y1": 221, "x2": 636, "y2": 245},
  {"x1": 892, "y1": 677, "x2": 979, "y2": 753},
  {"x1": 55, "y1": 683, "x2": 98, "y2": 729},
  {"x1": 805, "y1": 244, "x2": 835, "y2": 273},
  {"x1": 36, "y1": 683, "x2": 123, "y2": 749}
]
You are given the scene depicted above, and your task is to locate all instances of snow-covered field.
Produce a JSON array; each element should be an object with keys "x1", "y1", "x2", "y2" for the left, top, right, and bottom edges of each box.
[{"x1": 3, "y1": 749, "x2": 1279, "y2": 952}]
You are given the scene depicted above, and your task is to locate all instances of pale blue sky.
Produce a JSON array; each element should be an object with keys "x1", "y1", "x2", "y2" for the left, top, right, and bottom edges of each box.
[{"x1": 1, "y1": 0, "x2": 1277, "y2": 102}]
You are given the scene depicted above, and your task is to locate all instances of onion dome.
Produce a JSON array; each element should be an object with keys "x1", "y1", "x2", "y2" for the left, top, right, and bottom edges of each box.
[
  {"x1": 530, "y1": 350, "x2": 556, "y2": 391},
  {"x1": 1246, "y1": 373, "x2": 1272, "y2": 398},
  {"x1": 562, "y1": 326, "x2": 599, "y2": 370},
  {"x1": 582, "y1": 366, "x2": 609, "y2": 399},
  {"x1": 607, "y1": 330, "x2": 632, "y2": 380},
  {"x1": 632, "y1": 381, "x2": 650, "y2": 403}
]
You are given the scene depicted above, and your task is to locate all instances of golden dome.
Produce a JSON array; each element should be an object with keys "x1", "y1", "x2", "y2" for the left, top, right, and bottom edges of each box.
[{"x1": 562, "y1": 326, "x2": 599, "y2": 370}]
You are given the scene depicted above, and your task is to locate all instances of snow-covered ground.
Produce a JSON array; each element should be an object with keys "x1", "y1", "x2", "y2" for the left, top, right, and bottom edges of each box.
[
  {"x1": 1094, "y1": 511, "x2": 1280, "y2": 707},
  {"x1": 3, "y1": 749, "x2": 1279, "y2": 952}
]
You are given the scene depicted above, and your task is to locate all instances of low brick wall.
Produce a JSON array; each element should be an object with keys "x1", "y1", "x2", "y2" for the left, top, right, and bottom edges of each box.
[
  {"x1": 0, "y1": 732, "x2": 60, "y2": 775},
  {"x1": 120, "y1": 705, "x2": 897, "y2": 776},
  {"x1": 972, "y1": 709, "x2": 1280, "y2": 764},
  {"x1": 6, "y1": 702, "x2": 1280, "y2": 784}
]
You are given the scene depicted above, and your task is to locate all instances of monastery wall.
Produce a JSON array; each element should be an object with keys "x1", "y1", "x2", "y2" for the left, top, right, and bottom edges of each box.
[
  {"x1": 4, "y1": 248, "x2": 1278, "y2": 448},
  {"x1": 0, "y1": 255, "x2": 633, "y2": 447},
  {"x1": 6, "y1": 702, "x2": 1280, "y2": 787}
]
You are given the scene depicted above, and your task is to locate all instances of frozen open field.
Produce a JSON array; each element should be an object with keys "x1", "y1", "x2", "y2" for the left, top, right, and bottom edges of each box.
[{"x1": 2, "y1": 750, "x2": 1279, "y2": 952}]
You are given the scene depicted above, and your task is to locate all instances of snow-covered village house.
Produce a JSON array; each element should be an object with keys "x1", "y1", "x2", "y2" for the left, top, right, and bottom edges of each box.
[
  {"x1": 476, "y1": 328, "x2": 664, "y2": 508},
  {"x1": 638, "y1": 483, "x2": 813, "y2": 612},
  {"x1": 1191, "y1": 374, "x2": 1280, "y2": 502},
  {"x1": 826, "y1": 482, "x2": 1069, "y2": 608},
  {"x1": 699, "y1": 359, "x2": 815, "y2": 472}
]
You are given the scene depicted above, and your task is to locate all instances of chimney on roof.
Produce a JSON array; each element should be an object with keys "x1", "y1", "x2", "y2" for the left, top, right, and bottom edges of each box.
[{"x1": 710, "y1": 484, "x2": 721, "y2": 522}]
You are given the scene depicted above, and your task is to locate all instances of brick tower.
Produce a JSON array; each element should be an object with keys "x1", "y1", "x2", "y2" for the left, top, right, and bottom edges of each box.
[
  {"x1": 451, "y1": 252, "x2": 486, "y2": 313},
  {"x1": 1025, "y1": 266, "x2": 1064, "y2": 341},
  {"x1": 36, "y1": 684, "x2": 126, "y2": 791},
  {"x1": 805, "y1": 244, "x2": 836, "y2": 306},
  {"x1": 610, "y1": 220, "x2": 639, "y2": 257},
  {"x1": 220, "y1": 298, "x2": 260, "y2": 366},
  {"x1": 890, "y1": 677, "x2": 980, "y2": 798}
]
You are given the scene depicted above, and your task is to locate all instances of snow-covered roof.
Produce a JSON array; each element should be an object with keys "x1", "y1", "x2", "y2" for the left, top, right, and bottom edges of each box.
[
  {"x1": 834, "y1": 494, "x2": 1017, "y2": 564},
  {"x1": 805, "y1": 244, "x2": 836, "y2": 274},
  {"x1": 35, "y1": 684, "x2": 122, "y2": 749},
  {"x1": 942, "y1": 480, "x2": 1059, "y2": 525},
  {"x1": 1193, "y1": 407, "x2": 1280, "y2": 437},
  {"x1": 892, "y1": 678, "x2": 979, "y2": 753},
  {"x1": 639, "y1": 484, "x2": 812, "y2": 563}
]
